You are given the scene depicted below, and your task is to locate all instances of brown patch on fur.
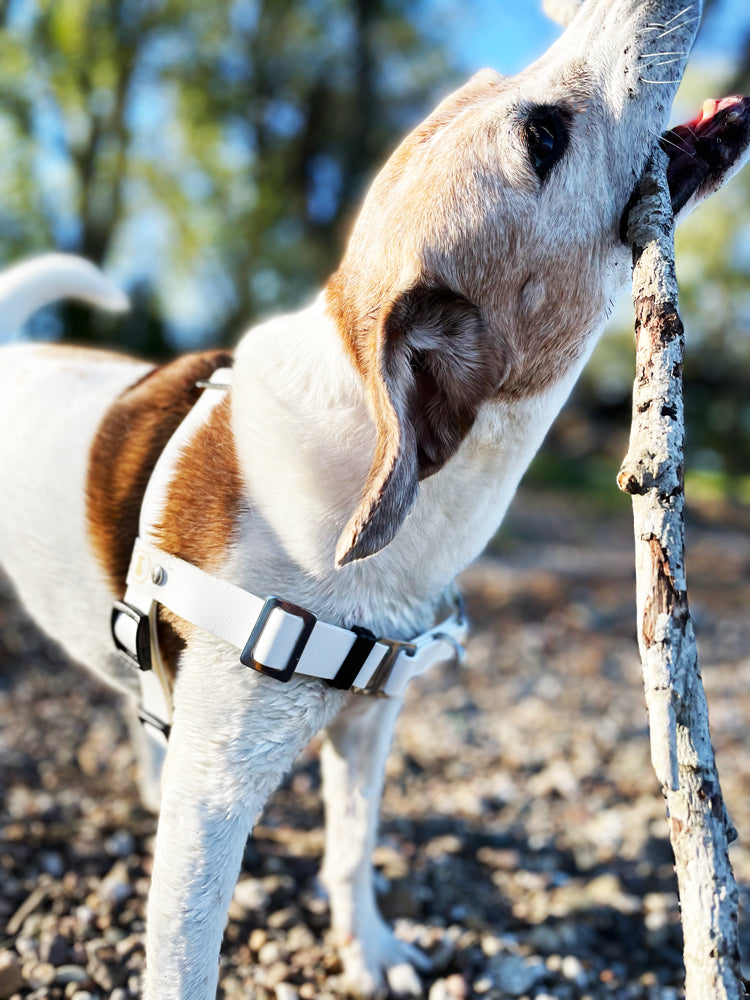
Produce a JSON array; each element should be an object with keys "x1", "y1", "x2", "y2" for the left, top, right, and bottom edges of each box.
[
  {"x1": 333, "y1": 282, "x2": 506, "y2": 565},
  {"x1": 87, "y1": 350, "x2": 234, "y2": 594},
  {"x1": 151, "y1": 393, "x2": 244, "y2": 679},
  {"x1": 87, "y1": 350, "x2": 238, "y2": 678},
  {"x1": 152, "y1": 394, "x2": 243, "y2": 570},
  {"x1": 325, "y1": 66, "x2": 600, "y2": 410}
]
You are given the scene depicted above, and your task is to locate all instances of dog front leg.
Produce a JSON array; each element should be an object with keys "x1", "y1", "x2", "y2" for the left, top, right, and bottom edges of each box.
[
  {"x1": 143, "y1": 652, "x2": 344, "y2": 1000},
  {"x1": 321, "y1": 695, "x2": 430, "y2": 997}
]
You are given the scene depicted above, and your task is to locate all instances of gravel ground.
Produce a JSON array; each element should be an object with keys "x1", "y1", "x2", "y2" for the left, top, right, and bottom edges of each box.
[{"x1": 2, "y1": 488, "x2": 750, "y2": 1000}]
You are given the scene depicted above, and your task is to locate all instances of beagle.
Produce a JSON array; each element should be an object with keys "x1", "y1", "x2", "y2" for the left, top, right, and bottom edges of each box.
[{"x1": 1, "y1": 1, "x2": 749, "y2": 996}]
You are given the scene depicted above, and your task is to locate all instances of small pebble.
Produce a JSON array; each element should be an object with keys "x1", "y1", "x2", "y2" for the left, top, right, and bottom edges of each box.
[
  {"x1": 0, "y1": 951, "x2": 23, "y2": 999},
  {"x1": 104, "y1": 830, "x2": 135, "y2": 858},
  {"x1": 265, "y1": 961, "x2": 292, "y2": 988},
  {"x1": 286, "y1": 925, "x2": 316, "y2": 952},
  {"x1": 55, "y1": 966, "x2": 91, "y2": 985},
  {"x1": 40, "y1": 932, "x2": 69, "y2": 966},
  {"x1": 561, "y1": 954, "x2": 588, "y2": 987},
  {"x1": 14, "y1": 937, "x2": 39, "y2": 963},
  {"x1": 258, "y1": 941, "x2": 286, "y2": 966},
  {"x1": 25, "y1": 962, "x2": 56, "y2": 988},
  {"x1": 386, "y1": 962, "x2": 423, "y2": 996},
  {"x1": 249, "y1": 928, "x2": 268, "y2": 953},
  {"x1": 429, "y1": 974, "x2": 468, "y2": 1000},
  {"x1": 492, "y1": 954, "x2": 546, "y2": 997},
  {"x1": 267, "y1": 907, "x2": 299, "y2": 930},
  {"x1": 99, "y1": 861, "x2": 133, "y2": 907},
  {"x1": 274, "y1": 984, "x2": 299, "y2": 1000},
  {"x1": 233, "y1": 878, "x2": 270, "y2": 913},
  {"x1": 39, "y1": 850, "x2": 65, "y2": 878}
]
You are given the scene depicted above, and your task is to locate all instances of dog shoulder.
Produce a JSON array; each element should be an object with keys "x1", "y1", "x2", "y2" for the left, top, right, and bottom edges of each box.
[{"x1": 86, "y1": 348, "x2": 238, "y2": 597}]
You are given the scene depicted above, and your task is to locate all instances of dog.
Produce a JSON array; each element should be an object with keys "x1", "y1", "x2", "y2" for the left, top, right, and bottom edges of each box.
[{"x1": 1, "y1": 1, "x2": 749, "y2": 996}]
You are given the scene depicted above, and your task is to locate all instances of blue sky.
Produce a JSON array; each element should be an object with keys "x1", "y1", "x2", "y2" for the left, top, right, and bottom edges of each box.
[
  {"x1": 446, "y1": 0, "x2": 750, "y2": 79},
  {"x1": 442, "y1": 1, "x2": 560, "y2": 76}
]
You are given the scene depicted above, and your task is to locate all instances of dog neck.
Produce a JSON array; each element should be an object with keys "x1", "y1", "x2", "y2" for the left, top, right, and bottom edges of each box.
[{"x1": 229, "y1": 288, "x2": 604, "y2": 638}]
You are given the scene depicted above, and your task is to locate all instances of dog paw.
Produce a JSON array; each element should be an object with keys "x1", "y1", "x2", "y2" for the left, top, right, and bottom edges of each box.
[{"x1": 337, "y1": 923, "x2": 432, "y2": 997}]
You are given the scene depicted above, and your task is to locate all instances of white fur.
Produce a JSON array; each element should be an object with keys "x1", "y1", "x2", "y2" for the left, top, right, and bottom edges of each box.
[
  {"x1": 0, "y1": 253, "x2": 128, "y2": 333},
  {"x1": 0, "y1": 2, "x2": 736, "y2": 996},
  {"x1": 0, "y1": 346, "x2": 148, "y2": 693},
  {"x1": 320, "y1": 696, "x2": 431, "y2": 996},
  {"x1": 144, "y1": 634, "x2": 345, "y2": 1000}
]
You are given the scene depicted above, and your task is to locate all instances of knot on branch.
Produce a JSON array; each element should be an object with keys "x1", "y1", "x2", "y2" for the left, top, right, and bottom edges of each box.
[{"x1": 617, "y1": 465, "x2": 648, "y2": 495}]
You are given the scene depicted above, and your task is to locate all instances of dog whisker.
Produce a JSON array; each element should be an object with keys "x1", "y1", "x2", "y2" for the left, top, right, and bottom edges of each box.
[
  {"x1": 658, "y1": 131, "x2": 697, "y2": 159},
  {"x1": 638, "y1": 51, "x2": 687, "y2": 59},
  {"x1": 656, "y1": 128, "x2": 694, "y2": 153},
  {"x1": 638, "y1": 11, "x2": 699, "y2": 38},
  {"x1": 664, "y1": 5, "x2": 696, "y2": 26},
  {"x1": 650, "y1": 57, "x2": 686, "y2": 68},
  {"x1": 656, "y1": 15, "x2": 701, "y2": 40}
]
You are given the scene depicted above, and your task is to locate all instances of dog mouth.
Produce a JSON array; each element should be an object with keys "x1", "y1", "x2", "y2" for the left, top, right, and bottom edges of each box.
[{"x1": 662, "y1": 95, "x2": 750, "y2": 215}]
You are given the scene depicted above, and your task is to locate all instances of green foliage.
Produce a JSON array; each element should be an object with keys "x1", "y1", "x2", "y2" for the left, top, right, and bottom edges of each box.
[
  {"x1": 2, "y1": 1, "x2": 750, "y2": 501},
  {"x1": 0, "y1": 0, "x2": 459, "y2": 353}
]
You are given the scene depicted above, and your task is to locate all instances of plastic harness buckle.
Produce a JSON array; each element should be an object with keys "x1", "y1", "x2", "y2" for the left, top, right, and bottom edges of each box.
[
  {"x1": 240, "y1": 596, "x2": 317, "y2": 681},
  {"x1": 111, "y1": 600, "x2": 152, "y2": 671}
]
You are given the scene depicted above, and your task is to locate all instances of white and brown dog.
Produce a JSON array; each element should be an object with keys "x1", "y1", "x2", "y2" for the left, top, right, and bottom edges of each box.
[{"x1": 1, "y1": 1, "x2": 750, "y2": 997}]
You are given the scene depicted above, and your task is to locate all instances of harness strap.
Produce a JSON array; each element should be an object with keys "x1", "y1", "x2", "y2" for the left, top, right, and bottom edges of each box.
[
  {"x1": 117, "y1": 538, "x2": 466, "y2": 691},
  {"x1": 110, "y1": 365, "x2": 469, "y2": 742}
]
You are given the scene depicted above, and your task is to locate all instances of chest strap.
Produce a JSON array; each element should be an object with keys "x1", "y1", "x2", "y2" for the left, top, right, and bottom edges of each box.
[
  {"x1": 113, "y1": 540, "x2": 468, "y2": 740},
  {"x1": 110, "y1": 368, "x2": 468, "y2": 743}
]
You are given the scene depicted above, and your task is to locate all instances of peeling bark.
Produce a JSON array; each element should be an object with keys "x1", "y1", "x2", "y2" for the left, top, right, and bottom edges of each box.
[{"x1": 618, "y1": 149, "x2": 746, "y2": 999}]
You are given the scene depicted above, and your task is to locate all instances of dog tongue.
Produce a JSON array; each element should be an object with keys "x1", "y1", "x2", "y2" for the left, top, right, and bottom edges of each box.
[
  {"x1": 693, "y1": 96, "x2": 742, "y2": 126},
  {"x1": 662, "y1": 95, "x2": 750, "y2": 214}
]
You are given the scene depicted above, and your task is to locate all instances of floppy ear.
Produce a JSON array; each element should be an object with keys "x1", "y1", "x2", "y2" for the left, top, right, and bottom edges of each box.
[{"x1": 335, "y1": 285, "x2": 505, "y2": 567}]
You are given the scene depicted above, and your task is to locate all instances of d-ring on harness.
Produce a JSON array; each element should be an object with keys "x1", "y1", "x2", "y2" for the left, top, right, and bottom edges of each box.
[{"x1": 111, "y1": 367, "x2": 469, "y2": 746}]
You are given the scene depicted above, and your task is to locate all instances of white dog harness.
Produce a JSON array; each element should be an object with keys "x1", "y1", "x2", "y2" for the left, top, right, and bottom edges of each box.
[{"x1": 111, "y1": 367, "x2": 468, "y2": 743}]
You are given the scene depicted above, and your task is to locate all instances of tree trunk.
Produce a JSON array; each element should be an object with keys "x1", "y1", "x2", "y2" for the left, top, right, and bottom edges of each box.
[{"x1": 618, "y1": 149, "x2": 746, "y2": 999}]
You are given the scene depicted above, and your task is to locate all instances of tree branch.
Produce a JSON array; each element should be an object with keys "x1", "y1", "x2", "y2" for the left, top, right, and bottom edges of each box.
[{"x1": 618, "y1": 148, "x2": 746, "y2": 999}]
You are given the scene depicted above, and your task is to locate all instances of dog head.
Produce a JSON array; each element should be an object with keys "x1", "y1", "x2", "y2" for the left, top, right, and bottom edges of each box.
[{"x1": 327, "y1": 0, "x2": 750, "y2": 567}]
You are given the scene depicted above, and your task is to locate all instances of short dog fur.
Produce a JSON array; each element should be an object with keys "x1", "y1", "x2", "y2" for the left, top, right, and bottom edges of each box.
[{"x1": 1, "y1": 1, "x2": 750, "y2": 996}]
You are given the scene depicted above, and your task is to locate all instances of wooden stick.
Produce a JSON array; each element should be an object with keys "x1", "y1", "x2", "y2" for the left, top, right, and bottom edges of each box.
[{"x1": 618, "y1": 148, "x2": 745, "y2": 999}]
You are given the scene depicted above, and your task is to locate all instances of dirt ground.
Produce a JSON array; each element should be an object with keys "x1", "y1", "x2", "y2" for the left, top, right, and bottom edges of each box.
[{"x1": 2, "y1": 488, "x2": 750, "y2": 1000}]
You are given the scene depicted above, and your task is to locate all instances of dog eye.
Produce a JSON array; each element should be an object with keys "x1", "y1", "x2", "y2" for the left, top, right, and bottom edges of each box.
[{"x1": 524, "y1": 112, "x2": 567, "y2": 182}]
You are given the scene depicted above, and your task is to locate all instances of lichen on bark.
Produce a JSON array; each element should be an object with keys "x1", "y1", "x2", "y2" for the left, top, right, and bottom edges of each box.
[{"x1": 618, "y1": 148, "x2": 745, "y2": 1000}]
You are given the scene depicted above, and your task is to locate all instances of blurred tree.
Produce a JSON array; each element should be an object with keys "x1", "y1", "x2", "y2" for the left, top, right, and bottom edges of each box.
[
  {"x1": 703, "y1": 0, "x2": 750, "y2": 92},
  {"x1": 0, "y1": 0, "x2": 458, "y2": 354}
]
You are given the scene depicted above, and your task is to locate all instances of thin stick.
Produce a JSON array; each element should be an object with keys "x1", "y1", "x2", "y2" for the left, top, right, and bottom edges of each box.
[{"x1": 618, "y1": 148, "x2": 745, "y2": 999}]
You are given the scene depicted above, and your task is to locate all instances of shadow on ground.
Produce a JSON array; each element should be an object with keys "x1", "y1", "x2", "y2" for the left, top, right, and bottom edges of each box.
[{"x1": 2, "y1": 488, "x2": 750, "y2": 999}]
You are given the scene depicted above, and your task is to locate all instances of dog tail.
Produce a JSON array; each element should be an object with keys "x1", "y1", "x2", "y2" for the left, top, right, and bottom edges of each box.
[{"x1": 0, "y1": 253, "x2": 129, "y2": 333}]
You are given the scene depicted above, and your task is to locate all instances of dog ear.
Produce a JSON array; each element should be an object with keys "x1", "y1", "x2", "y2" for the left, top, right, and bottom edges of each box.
[{"x1": 335, "y1": 285, "x2": 504, "y2": 567}]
